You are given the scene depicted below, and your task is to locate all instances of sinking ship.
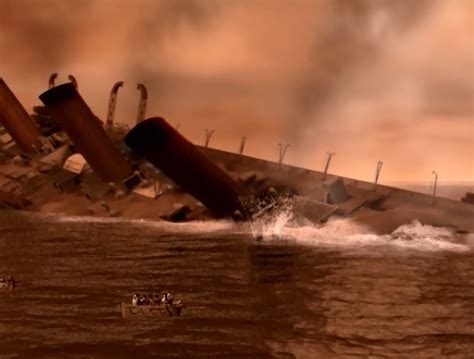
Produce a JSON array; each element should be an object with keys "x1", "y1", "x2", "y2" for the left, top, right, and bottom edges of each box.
[{"x1": 0, "y1": 75, "x2": 473, "y2": 234}]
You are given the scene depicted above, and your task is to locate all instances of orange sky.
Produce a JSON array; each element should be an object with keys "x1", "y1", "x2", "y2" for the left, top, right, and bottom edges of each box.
[{"x1": 1, "y1": 0, "x2": 473, "y2": 182}]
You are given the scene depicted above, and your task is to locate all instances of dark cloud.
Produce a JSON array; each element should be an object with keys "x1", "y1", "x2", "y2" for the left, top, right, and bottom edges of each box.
[{"x1": 0, "y1": 0, "x2": 472, "y2": 181}]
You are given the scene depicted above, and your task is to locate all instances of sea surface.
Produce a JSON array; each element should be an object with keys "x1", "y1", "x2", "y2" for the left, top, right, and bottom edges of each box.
[{"x1": 0, "y1": 184, "x2": 473, "y2": 358}]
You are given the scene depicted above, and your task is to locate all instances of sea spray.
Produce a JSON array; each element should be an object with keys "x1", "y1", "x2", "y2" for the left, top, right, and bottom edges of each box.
[
  {"x1": 29, "y1": 209, "x2": 471, "y2": 252},
  {"x1": 252, "y1": 210, "x2": 470, "y2": 252}
]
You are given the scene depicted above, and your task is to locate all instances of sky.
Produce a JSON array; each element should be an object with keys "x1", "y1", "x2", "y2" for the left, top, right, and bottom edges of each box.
[{"x1": 0, "y1": 0, "x2": 473, "y2": 182}]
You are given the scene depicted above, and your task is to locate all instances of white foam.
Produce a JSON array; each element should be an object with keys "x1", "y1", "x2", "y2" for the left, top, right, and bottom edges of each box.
[
  {"x1": 41, "y1": 212, "x2": 239, "y2": 235},
  {"x1": 32, "y1": 210, "x2": 471, "y2": 252},
  {"x1": 249, "y1": 208, "x2": 471, "y2": 253}
]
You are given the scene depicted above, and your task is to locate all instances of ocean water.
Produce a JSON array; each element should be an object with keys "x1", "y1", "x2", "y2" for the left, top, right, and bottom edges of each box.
[{"x1": 0, "y1": 207, "x2": 473, "y2": 358}]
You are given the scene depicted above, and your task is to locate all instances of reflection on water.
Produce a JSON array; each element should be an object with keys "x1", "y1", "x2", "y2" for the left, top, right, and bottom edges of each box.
[{"x1": 0, "y1": 210, "x2": 473, "y2": 358}]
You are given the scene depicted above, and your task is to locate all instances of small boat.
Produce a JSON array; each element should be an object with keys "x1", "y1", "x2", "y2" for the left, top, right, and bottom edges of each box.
[
  {"x1": 0, "y1": 277, "x2": 17, "y2": 291},
  {"x1": 121, "y1": 302, "x2": 183, "y2": 318}
]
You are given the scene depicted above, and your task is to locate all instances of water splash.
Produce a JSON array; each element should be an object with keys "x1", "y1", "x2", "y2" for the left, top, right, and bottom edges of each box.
[
  {"x1": 34, "y1": 212, "x2": 238, "y2": 235},
  {"x1": 25, "y1": 210, "x2": 471, "y2": 252},
  {"x1": 259, "y1": 208, "x2": 294, "y2": 239},
  {"x1": 391, "y1": 220, "x2": 454, "y2": 241},
  {"x1": 251, "y1": 210, "x2": 471, "y2": 253},
  {"x1": 384, "y1": 220, "x2": 464, "y2": 252}
]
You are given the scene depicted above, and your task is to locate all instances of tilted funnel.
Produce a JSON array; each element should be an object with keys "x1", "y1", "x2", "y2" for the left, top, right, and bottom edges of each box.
[
  {"x1": 40, "y1": 83, "x2": 133, "y2": 182},
  {"x1": 125, "y1": 117, "x2": 245, "y2": 218},
  {"x1": 0, "y1": 78, "x2": 42, "y2": 154}
]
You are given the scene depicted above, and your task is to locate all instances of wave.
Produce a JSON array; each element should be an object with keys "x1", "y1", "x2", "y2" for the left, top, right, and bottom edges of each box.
[
  {"x1": 27, "y1": 210, "x2": 472, "y2": 252},
  {"x1": 252, "y1": 210, "x2": 471, "y2": 253},
  {"x1": 37, "y1": 211, "x2": 238, "y2": 234}
]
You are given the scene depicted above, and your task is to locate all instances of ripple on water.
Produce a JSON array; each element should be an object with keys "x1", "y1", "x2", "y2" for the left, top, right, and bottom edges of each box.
[{"x1": 0, "y1": 210, "x2": 473, "y2": 357}]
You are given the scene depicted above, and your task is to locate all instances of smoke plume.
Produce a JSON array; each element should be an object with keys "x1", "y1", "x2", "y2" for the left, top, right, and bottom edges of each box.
[{"x1": 0, "y1": 0, "x2": 472, "y2": 181}]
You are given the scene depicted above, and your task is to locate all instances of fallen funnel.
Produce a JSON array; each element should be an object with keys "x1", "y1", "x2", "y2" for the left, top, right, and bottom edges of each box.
[
  {"x1": 39, "y1": 83, "x2": 133, "y2": 182},
  {"x1": 124, "y1": 117, "x2": 245, "y2": 218},
  {"x1": 0, "y1": 78, "x2": 42, "y2": 154}
]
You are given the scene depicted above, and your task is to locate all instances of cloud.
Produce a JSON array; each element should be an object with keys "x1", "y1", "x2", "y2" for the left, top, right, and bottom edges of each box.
[{"x1": 0, "y1": 0, "x2": 472, "y2": 181}]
